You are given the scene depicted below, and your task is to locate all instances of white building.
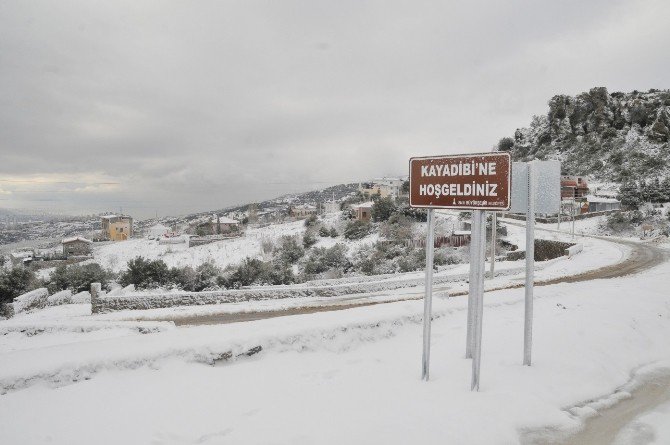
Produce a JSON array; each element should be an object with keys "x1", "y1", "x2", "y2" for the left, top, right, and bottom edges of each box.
[
  {"x1": 147, "y1": 224, "x2": 170, "y2": 239},
  {"x1": 360, "y1": 177, "x2": 406, "y2": 199},
  {"x1": 374, "y1": 177, "x2": 405, "y2": 197}
]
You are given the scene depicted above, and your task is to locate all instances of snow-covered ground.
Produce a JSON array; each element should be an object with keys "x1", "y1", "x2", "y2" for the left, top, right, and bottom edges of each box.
[
  {"x1": 0, "y1": 228, "x2": 668, "y2": 443},
  {"x1": 614, "y1": 399, "x2": 670, "y2": 444},
  {"x1": 89, "y1": 214, "x2": 383, "y2": 273}
]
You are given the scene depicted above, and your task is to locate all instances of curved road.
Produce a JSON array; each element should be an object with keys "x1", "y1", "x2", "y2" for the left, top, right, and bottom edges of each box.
[{"x1": 170, "y1": 227, "x2": 668, "y2": 326}]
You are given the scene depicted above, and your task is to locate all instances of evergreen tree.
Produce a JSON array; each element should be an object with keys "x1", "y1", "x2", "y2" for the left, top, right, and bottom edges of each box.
[
  {"x1": 618, "y1": 180, "x2": 641, "y2": 209},
  {"x1": 661, "y1": 177, "x2": 670, "y2": 202},
  {"x1": 647, "y1": 178, "x2": 665, "y2": 203},
  {"x1": 371, "y1": 196, "x2": 397, "y2": 222}
]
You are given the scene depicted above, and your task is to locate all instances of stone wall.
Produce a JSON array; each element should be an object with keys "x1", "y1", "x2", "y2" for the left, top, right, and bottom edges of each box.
[
  {"x1": 91, "y1": 266, "x2": 527, "y2": 313},
  {"x1": 503, "y1": 209, "x2": 620, "y2": 224}
]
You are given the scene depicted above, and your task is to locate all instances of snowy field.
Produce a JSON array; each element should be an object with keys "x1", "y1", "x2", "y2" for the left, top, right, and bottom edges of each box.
[
  {"x1": 89, "y1": 213, "x2": 386, "y2": 274},
  {"x1": 0, "y1": 228, "x2": 668, "y2": 443}
]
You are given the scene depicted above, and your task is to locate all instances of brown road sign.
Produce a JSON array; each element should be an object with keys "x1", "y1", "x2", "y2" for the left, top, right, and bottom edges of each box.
[{"x1": 409, "y1": 152, "x2": 511, "y2": 210}]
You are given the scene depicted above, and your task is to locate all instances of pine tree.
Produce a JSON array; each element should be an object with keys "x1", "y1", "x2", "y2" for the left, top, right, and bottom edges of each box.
[
  {"x1": 661, "y1": 177, "x2": 670, "y2": 203},
  {"x1": 618, "y1": 180, "x2": 641, "y2": 209},
  {"x1": 647, "y1": 178, "x2": 665, "y2": 203}
]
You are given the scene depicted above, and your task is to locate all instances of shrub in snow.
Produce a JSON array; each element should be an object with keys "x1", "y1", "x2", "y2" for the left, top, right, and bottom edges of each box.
[
  {"x1": 343, "y1": 220, "x2": 372, "y2": 240},
  {"x1": 318, "y1": 226, "x2": 330, "y2": 237},
  {"x1": 0, "y1": 267, "x2": 38, "y2": 305},
  {"x1": 119, "y1": 257, "x2": 171, "y2": 289},
  {"x1": 166, "y1": 265, "x2": 198, "y2": 290},
  {"x1": 275, "y1": 236, "x2": 305, "y2": 265},
  {"x1": 329, "y1": 227, "x2": 338, "y2": 238},
  {"x1": 47, "y1": 289, "x2": 73, "y2": 306},
  {"x1": 302, "y1": 231, "x2": 317, "y2": 248},
  {"x1": 603, "y1": 209, "x2": 668, "y2": 236},
  {"x1": 47, "y1": 263, "x2": 111, "y2": 293},
  {"x1": 397, "y1": 248, "x2": 426, "y2": 273},
  {"x1": 396, "y1": 204, "x2": 427, "y2": 222},
  {"x1": 352, "y1": 242, "x2": 423, "y2": 275},
  {"x1": 433, "y1": 248, "x2": 466, "y2": 266},
  {"x1": 379, "y1": 214, "x2": 414, "y2": 243},
  {"x1": 223, "y1": 258, "x2": 295, "y2": 288},
  {"x1": 71, "y1": 290, "x2": 91, "y2": 304},
  {"x1": 193, "y1": 262, "x2": 222, "y2": 291},
  {"x1": 260, "y1": 238, "x2": 276, "y2": 256},
  {"x1": 304, "y1": 214, "x2": 318, "y2": 227},
  {"x1": 371, "y1": 196, "x2": 397, "y2": 222},
  {"x1": 10, "y1": 287, "x2": 49, "y2": 315},
  {"x1": 303, "y1": 244, "x2": 350, "y2": 275}
]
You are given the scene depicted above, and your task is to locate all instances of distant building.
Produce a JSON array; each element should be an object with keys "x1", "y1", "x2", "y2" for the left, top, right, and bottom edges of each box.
[
  {"x1": 352, "y1": 201, "x2": 374, "y2": 221},
  {"x1": 291, "y1": 204, "x2": 318, "y2": 219},
  {"x1": 561, "y1": 176, "x2": 589, "y2": 200},
  {"x1": 62, "y1": 237, "x2": 92, "y2": 256},
  {"x1": 360, "y1": 177, "x2": 405, "y2": 199},
  {"x1": 450, "y1": 230, "x2": 471, "y2": 247},
  {"x1": 101, "y1": 215, "x2": 133, "y2": 241},
  {"x1": 212, "y1": 215, "x2": 240, "y2": 233},
  {"x1": 10, "y1": 251, "x2": 33, "y2": 267},
  {"x1": 147, "y1": 224, "x2": 170, "y2": 239},
  {"x1": 586, "y1": 196, "x2": 622, "y2": 213}
]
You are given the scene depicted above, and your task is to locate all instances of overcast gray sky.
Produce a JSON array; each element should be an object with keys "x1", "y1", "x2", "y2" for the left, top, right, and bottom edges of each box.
[{"x1": 1, "y1": 0, "x2": 669, "y2": 218}]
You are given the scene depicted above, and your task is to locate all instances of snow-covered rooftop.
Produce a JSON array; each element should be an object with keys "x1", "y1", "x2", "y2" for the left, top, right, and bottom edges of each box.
[
  {"x1": 352, "y1": 201, "x2": 374, "y2": 209},
  {"x1": 586, "y1": 195, "x2": 620, "y2": 203},
  {"x1": 62, "y1": 237, "x2": 93, "y2": 244},
  {"x1": 217, "y1": 216, "x2": 239, "y2": 224}
]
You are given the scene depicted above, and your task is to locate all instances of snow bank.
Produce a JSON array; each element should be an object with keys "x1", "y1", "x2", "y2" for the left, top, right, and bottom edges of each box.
[
  {"x1": 6, "y1": 288, "x2": 49, "y2": 316},
  {"x1": 47, "y1": 289, "x2": 73, "y2": 306},
  {"x1": 71, "y1": 291, "x2": 91, "y2": 304}
]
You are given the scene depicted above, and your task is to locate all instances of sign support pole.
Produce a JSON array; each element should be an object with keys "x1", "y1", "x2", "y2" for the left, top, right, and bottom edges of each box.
[
  {"x1": 489, "y1": 212, "x2": 497, "y2": 279},
  {"x1": 571, "y1": 199, "x2": 575, "y2": 239},
  {"x1": 421, "y1": 208, "x2": 435, "y2": 381},
  {"x1": 466, "y1": 212, "x2": 478, "y2": 359},
  {"x1": 471, "y1": 210, "x2": 486, "y2": 391},
  {"x1": 523, "y1": 162, "x2": 536, "y2": 366}
]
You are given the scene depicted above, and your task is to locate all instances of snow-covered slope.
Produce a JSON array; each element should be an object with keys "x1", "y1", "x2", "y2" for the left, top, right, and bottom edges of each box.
[{"x1": 500, "y1": 87, "x2": 670, "y2": 181}]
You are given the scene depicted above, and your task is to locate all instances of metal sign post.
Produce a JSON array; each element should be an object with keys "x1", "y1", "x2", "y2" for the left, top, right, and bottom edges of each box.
[
  {"x1": 523, "y1": 162, "x2": 536, "y2": 366},
  {"x1": 489, "y1": 212, "x2": 497, "y2": 279},
  {"x1": 466, "y1": 212, "x2": 479, "y2": 359},
  {"x1": 470, "y1": 210, "x2": 487, "y2": 391},
  {"x1": 421, "y1": 209, "x2": 435, "y2": 381},
  {"x1": 571, "y1": 199, "x2": 576, "y2": 239},
  {"x1": 409, "y1": 152, "x2": 511, "y2": 387}
]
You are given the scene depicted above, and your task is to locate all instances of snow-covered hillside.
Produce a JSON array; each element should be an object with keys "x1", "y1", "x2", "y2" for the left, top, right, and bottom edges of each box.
[
  {"x1": 93, "y1": 213, "x2": 379, "y2": 273},
  {"x1": 500, "y1": 87, "x2": 670, "y2": 182}
]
